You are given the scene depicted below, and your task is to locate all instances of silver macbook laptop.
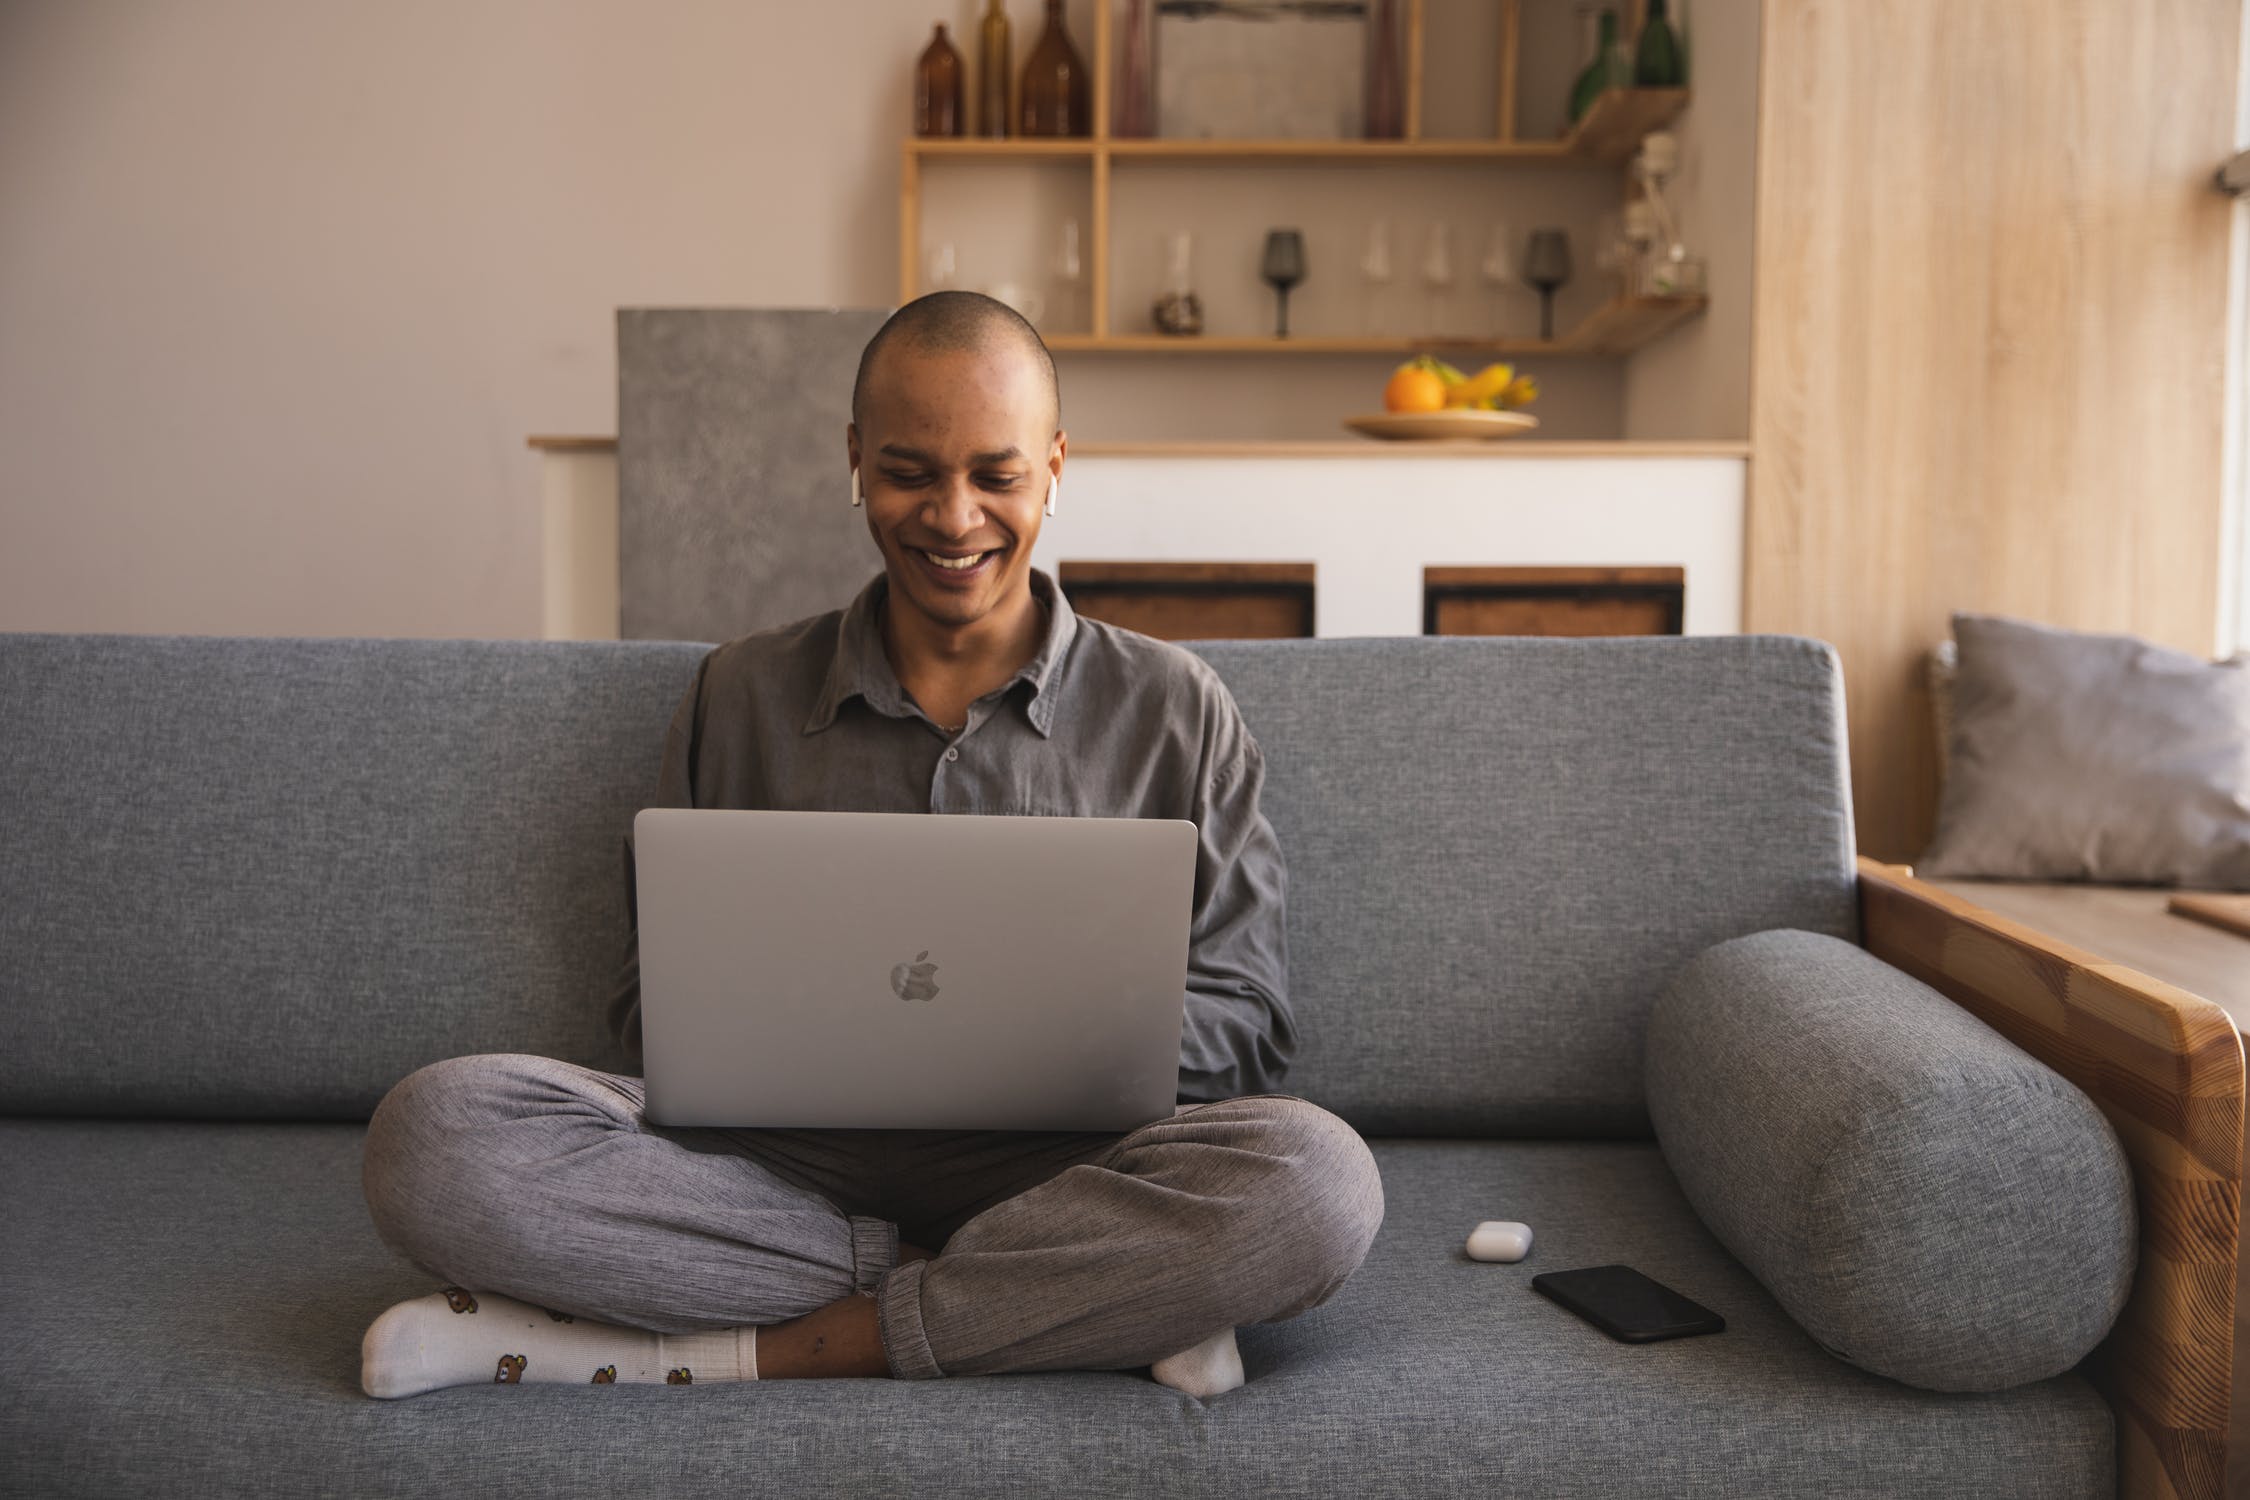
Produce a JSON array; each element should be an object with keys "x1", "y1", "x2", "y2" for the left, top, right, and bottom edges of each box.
[{"x1": 631, "y1": 808, "x2": 1197, "y2": 1132}]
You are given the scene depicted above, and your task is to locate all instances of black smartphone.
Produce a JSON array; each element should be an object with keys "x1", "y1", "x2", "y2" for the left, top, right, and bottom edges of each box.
[{"x1": 1531, "y1": 1264, "x2": 1725, "y2": 1343}]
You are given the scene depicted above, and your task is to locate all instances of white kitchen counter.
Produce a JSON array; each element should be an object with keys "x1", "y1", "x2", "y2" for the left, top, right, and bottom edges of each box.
[{"x1": 527, "y1": 437, "x2": 1749, "y2": 640}]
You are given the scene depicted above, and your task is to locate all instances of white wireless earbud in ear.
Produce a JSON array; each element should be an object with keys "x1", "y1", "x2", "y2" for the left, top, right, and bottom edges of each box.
[
  {"x1": 851, "y1": 469, "x2": 863, "y2": 508},
  {"x1": 1046, "y1": 477, "x2": 1058, "y2": 516}
]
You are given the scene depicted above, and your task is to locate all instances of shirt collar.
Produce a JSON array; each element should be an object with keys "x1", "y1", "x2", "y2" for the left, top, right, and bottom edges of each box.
[{"x1": 802, "y1": 565, "x2": 1079, "y2": 739}]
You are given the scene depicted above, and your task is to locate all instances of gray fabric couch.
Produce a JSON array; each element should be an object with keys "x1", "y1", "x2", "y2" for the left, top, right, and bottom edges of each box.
[{"x1": 0, "y1": 630, "x2": 2166, "y2": 1497}]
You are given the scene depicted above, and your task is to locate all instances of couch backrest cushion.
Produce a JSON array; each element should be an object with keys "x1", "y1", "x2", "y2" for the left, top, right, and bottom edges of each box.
[
  {"x1": 1184, "y1": 636, "x2": 1859, "y2": 1136},
  {"x1": 3, "y1": 632, "x2": 1858, "y2": 1133},
  {"x1": 0, "y1": 634, "x2": 705, "y2": 1119}
]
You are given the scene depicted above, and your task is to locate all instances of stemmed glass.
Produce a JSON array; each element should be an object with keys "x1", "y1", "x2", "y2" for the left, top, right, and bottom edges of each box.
[
  {"x1": 1523, "y1": 229, "x2": 1572, "y2": 341},
  {"x1": 1359, "y1": 218, "x2": 1395, "y2": 335},
  {"x1": 1420, "y1": 222, "x2": 1454, "y2": 334},
  {"x1": 925, "y1": 241, "x2": 959, "y2": 293},
  {"x1": 1053, "y1": 217, "x2": 1085, "y2": 331},
  {"x1": 1261, "y1": 229, "x2": 1307, "y2": 339},
  {"x1": 1477, "y1": 223, "x2": 1516, "y2": 339}
]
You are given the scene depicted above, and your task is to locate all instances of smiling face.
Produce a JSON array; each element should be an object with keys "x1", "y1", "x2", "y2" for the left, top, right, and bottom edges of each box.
[{"x1": 846, "y1": 338, "x2": 1061, "y2": 634}]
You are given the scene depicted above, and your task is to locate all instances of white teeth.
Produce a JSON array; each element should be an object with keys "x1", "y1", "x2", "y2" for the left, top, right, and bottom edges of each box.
[{"x1": 922, "y1": 550, "x2": 990, "y2": 570}]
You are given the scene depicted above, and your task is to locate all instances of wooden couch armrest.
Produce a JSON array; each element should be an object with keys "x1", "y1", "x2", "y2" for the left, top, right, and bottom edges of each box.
[{"x1": 1857, "y1": 856, "x2": 2243, "y2": 1500}]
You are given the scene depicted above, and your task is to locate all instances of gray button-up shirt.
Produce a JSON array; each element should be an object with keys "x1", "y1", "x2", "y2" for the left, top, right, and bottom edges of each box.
[{"x1": 606, "y1": 565, "x2": 1295, "y2": 1103}]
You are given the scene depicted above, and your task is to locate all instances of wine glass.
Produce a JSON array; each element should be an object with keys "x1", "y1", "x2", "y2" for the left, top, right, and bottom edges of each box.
[
  {"x1": 1477, "y1": 223, "x2": 1516, "y2": 338},
  {"x1": 925, "y1": 241, "x2": 959, "y2": 293},
  {"x1": 1522, "y1": 228, "x2": 1572, "y2": 341},
  {"x1": 1420, "y1": 221, "x2": 1454, "y2": 334},
  {"x1": 1261, "y1": 228, "x2": 1307, "y2": 340},
  {"x1": 1359, "y1": 218, "x2": 1395, "y2": 335},
  {"x1": 1053, "y1": 217, "x2": 1085, "y2": 330}
]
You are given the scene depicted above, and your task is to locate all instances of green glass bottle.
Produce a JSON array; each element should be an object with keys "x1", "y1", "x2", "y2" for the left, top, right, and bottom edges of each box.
[
  {"x1": 1635, "y1": 0, "x2": 1685, "y2": 88},
  {"x1": 1568, "y1": 9, "x2": 1621, "y2": 125}
]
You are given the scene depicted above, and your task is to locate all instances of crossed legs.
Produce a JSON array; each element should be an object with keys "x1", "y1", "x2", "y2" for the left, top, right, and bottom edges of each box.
[{"x1": 358, "y1": 1053, "x2": 1384, "y2": 1390}]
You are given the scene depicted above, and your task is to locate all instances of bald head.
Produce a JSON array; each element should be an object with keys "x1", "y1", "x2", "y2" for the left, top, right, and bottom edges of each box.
[{"x1": 851, "y1": 291, "x2": 1061, "y2": 436}]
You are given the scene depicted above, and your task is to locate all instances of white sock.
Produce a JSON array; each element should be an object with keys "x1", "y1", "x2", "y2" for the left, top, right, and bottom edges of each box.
[
  {"x1": 360, "y1": 1285, "x2": 756, "y2": 1398},
  {"x1": 1149, "y1": 1326, "x2": 1244, "y2": 1398}
]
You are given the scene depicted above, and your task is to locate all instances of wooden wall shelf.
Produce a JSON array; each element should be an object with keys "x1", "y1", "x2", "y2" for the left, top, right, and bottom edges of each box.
[
  {"x1": 906, "y1": 139, "x2": 1099, "y2": 160},
  {"x1": 905, "y1": 89, "x2": 1690, "y2": 167},
  {"x1": 898, "y1": 2, "x2": 1704, "y2": 362},
  {"x1": 1044, "y1": 296, "x2": 1705, "y2": 358},
  {"x1": 1560, "y1": 294, "x2": 1710, "y2": 355}
]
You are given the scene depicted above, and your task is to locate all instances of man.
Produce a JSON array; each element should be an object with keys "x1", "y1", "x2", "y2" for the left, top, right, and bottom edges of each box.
[{"x1": 358, "y1": 292, "x2": 1384, "y2": 1401}]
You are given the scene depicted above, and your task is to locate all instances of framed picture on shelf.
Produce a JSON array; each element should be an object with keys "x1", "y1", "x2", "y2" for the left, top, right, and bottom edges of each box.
[{"x1": 1156, "y1": 0, "x2": 1368, "y2": 140}]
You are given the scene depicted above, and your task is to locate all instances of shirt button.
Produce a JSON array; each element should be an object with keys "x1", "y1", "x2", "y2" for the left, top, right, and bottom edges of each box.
[{"x1": 944, "y1": 746, "x2": 959, "y2": 761}]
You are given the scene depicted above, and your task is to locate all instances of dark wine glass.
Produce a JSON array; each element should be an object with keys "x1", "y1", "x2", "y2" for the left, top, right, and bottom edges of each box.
[
  {"x1": 1523, "y1": 229, "x2": 1572, "y2": 341},
  {"x1": 1261, "y1": 229, "x2": 1307, "y2": 340}
]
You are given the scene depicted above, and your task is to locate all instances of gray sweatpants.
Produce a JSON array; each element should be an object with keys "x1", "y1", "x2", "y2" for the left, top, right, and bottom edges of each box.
[{"x1": 360, "y1": 1053, "x2": 1385, "y2": 1380}]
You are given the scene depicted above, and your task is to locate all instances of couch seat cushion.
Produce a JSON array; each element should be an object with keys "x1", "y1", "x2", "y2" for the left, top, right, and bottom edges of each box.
[{"x1": 0, "y1": 1120, "x2": 2112, "y2": 1498}]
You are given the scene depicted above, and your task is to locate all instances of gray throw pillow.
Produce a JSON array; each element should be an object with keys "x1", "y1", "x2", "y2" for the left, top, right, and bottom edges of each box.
[
  {"x1": 1918, "y1": 611, "x2": 2250, "y2": 887},
  {"x1": 1645, "y1": 929, "x2": 2137, "y2": 1392}
]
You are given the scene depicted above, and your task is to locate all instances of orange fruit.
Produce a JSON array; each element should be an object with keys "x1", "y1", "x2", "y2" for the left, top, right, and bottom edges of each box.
[{"x1": 1384, "y1": 366, "x2": 1447, "y2": 413}]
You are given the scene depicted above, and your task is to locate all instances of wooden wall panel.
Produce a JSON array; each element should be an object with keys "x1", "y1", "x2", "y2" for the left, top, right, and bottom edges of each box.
[{"x1": 1746, "y1": 0, "x2": 2239, "y2": 861}]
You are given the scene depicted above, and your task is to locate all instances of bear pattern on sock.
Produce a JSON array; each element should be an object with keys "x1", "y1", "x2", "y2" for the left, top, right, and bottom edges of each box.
[{"x1": 364, "y1": 1287, "x2": 742, "y2": 1395}]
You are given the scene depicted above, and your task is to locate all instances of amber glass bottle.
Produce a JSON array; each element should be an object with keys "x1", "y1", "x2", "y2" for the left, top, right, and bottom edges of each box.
[
  {"x1": 977, "y1": 0, "x2": 1012, "y2": 138},
  {"x1": 1018, "y1": 0, "x2": 1090, "y2": 138},
  {"x1": 914, "y1": 23, "x2": 964, "y2": 138},
  {"x1": 1365, "y1": 0, "x2": 1403, "y2": 139}
]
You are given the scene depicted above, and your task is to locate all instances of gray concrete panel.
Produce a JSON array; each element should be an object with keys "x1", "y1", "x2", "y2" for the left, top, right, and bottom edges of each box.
[{"x1": 619, "y1": 308, "x2": 891, "y2": 643}]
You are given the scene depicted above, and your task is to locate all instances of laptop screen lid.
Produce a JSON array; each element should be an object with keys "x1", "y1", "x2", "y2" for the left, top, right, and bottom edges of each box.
[{"x1": 632, "y1": 808, "x2": 1197, "y2": 1132}]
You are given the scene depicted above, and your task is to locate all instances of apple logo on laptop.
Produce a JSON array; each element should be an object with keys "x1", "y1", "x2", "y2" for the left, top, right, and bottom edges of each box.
[{"x1": 890, "y1": 950, "x2": 940, "y2": 1002}]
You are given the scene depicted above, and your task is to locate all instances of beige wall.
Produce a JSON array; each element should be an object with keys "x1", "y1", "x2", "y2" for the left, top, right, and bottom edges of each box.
[
  {"x1": 0, "y1": 0, "x2": 1696, "y2": 640},
  {"x1": 0, "y1": 1, "x2": 988, "y2": 639},
  {"x1": 1620, "y1": 0, "x2": 1759, "y2": 441}
]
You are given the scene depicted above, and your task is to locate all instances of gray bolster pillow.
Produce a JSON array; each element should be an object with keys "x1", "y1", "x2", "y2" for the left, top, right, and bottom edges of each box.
[{"x1": 1644, "y1": 928, "x2": 2137, "y2": 1392}]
